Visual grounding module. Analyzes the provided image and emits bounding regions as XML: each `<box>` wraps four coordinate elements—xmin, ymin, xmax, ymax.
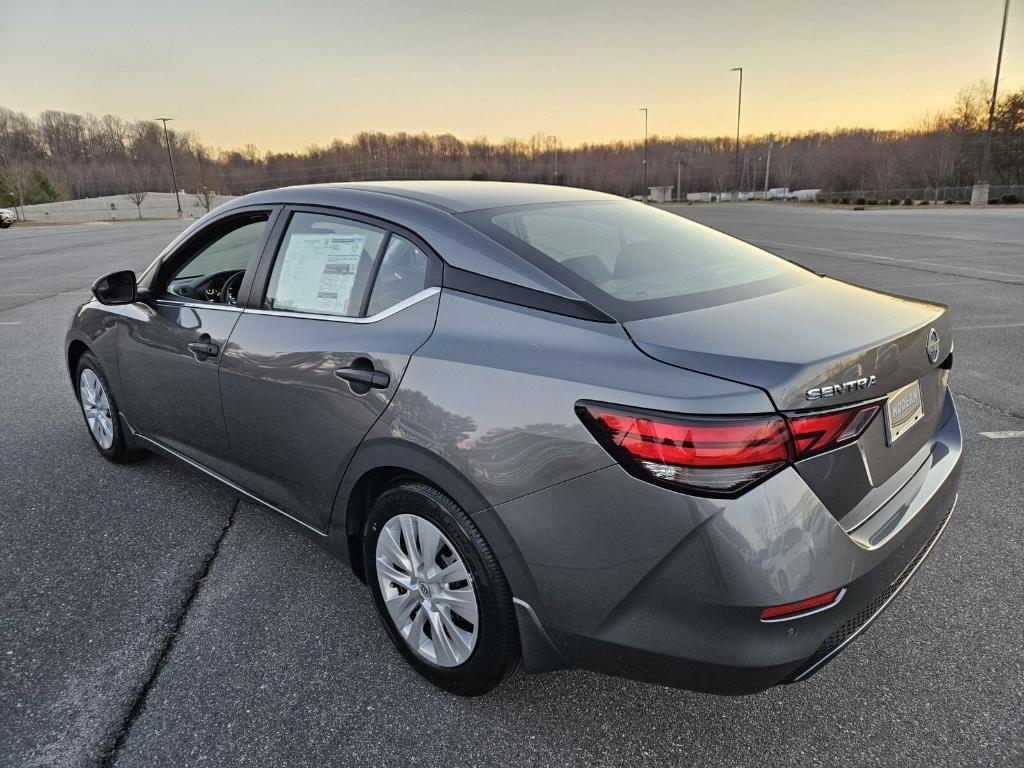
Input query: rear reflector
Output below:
<box><xmin>760</xmin><ymin>589</ymin><xmax>844</xmax><ymax>621</ymax></box>
<box><xmin>576</xmin><ymin>404</ymin><xmax>791</xmax><ymax>495</ymax></box>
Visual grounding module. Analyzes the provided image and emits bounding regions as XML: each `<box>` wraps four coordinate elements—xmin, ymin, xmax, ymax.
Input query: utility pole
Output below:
<box><xmin>730</xmin><ymin>67</ymin><xmax>743</xmax><ymax>201</ymax></box>
<box><xmin>553</xmin><ymin>138</ymin><xmax>559</xmax><ymax>185</ymax></box>
<box><xmin>639</xmin><ymin>107</ymin><xmax>648</xmax><ymax>202</ymax></box>
<box><xmin>0</xmin><ymin>153</ymin><xmax>26</xmax><ymax>220</ymax></box>
<box><xmin>676</xmin><ymin>152</ymin><xmax>683</xmax><ymax>201</ymax></box>
<box><xmin>155</xmin><ymin>117</ymin><xmax>183</xmax><ymax>217</ymax></box>
<box><xmin>978</xmin><ymin>0</ymin><xmax>1011</xmax><ymax>199</ymax></box>
<box><xmin>763</xmin><ymin>136</ymin><xmax>773</xmax><ymax>199</ymax></box>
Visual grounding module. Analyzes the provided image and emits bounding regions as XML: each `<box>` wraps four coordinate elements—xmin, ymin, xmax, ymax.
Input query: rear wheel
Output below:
<box><xmin>362</xmin><ymin>480</ymin><xmax>519</xmax><ymax>695</ymax></box>
<box><xmin>75</xmin><ymin>352</ymin><xmax>141</xmax><ymax>463</ymax></box>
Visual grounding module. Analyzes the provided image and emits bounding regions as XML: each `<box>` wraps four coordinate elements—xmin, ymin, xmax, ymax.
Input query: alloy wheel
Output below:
<box><xmin>79</xmin><ymin>368</ymin><xmax>114</xmax><ymax>450</ymax></box>
<box><xmin>375</xmin><ymin>513</ymin><xmax>479</xmax><ymax>667</ymax></box>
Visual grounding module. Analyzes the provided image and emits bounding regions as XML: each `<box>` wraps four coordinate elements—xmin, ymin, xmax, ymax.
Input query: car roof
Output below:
<box><xmin>280</xmin><ymin>181</ymin><xmax>619</xmax><ymax>213</ymax></box>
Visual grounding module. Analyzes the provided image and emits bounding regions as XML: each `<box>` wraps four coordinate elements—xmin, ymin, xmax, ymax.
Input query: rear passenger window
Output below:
<box><xmin>265</xmin><ymin>212</ymin><xmax>385</xmax><ymax>317</ymax></box>
<box><xmin>365</xmin><ymin>235</ymin><xmax>430</xmax><ymax>316</ymax></box>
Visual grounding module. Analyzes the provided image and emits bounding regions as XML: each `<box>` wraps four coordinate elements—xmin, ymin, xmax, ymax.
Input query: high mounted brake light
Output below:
<box><xmin>577</xmin><ymin>399</ymin><xmax>880</xmax><ymax>496</ymax></box>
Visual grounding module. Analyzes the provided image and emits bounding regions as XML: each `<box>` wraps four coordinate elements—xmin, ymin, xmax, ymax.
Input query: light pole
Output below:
<box><xmin>639</xmin><ymin>107</ymin><xmax>648</xmax><ymax>202</ymax></box>
<box><xmin>764</xmin><ymin>135</ymin><xmax>774</xmax><ymax>199</ymax></box>
<box><xmin>676</xmin><ymin>151</ymin><xmax>684</xmax><ymax>201</ymax></box>
<box><xmin>155</xmin><ymin>117</ymin><xmax>182</xmax><ymax>217</ymax></box>
<box><xmin>979</xmin><ymin>0</ymin><xmax>1011</xmax><ymax>191</ymax></box>
<box><xmin>730</xmin><ymin>67</ymin><xmax>743</xmax><ymax>200</ymax></box>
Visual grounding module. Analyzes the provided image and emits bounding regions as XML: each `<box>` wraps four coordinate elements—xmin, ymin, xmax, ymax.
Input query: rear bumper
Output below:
<box><xmin>483</xmin><ymin>389</ymin><xmax>962</xmax><ymax>693</ymax></box>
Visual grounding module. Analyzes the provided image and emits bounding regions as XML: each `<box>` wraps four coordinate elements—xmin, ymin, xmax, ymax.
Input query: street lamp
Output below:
<box><xmin>639</xmin><ymin>107</ymin><xmax>648</xmax><ymax>202</ymax></box>
<box><xmin>978</xmin><ymin>0</ymin><xmax>1011</xmax><ymax>201</ymax></box>
<box><xmin>730</xmin><ymin>67</ymin><xmax>743</xmax><ymax>200</ymax></box>
<box><xmin>155</xmin><ymin>117</ymin><xmax>183</xmax><ymax>217</ymax></box>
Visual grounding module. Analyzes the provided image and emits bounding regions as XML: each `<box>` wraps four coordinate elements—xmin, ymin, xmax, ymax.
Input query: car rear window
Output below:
<box><xmin>462</xmin><ymin>200</ymin><xmax>805</xmax><ymax>320</ymax></box>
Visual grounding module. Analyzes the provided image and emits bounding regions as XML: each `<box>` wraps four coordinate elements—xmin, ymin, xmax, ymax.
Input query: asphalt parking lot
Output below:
<box><xmin>1</xmin><ymin>206</ymin><xmax>1022</xmax><ymax>767</ymax></box>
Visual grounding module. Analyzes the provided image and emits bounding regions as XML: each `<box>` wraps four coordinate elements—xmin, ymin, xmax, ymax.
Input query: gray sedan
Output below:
<box><xmin>65</xmin><ymin>182</ymin><xmax>962</xmax><ymax>695</ymax></box>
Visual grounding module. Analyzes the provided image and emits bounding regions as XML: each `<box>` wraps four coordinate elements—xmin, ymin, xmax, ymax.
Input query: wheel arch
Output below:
<box><xmin>329</xmin><ymin>438</ymin><xmax>493</xmax><ymax>582</ymax></box>
<box><xmin>66</xmin><ymin>337</ymin><xmax>92</xmax><ymax>392</ymax></box>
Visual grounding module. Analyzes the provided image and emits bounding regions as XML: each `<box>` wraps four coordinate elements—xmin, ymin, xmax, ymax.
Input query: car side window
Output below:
<box><xmin>264</xmin><ymin>212</ymin><xmax>386</xmax><ymax>317</ymax></box>
<box><xmin>165</xmin><ymin>214</ymin><xmax>269</xmax><ymax>303</ymax></box>
<box><xmin>365</xmin><ymin>235</ymin><xmax>431</xmax><ymax>316</ymax></box>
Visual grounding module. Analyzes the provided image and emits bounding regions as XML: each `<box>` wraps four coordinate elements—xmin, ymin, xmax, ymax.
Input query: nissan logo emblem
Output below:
<box><xmin>926</xmin><ymin>328</ymin><xmax>941</xmax><ymax>364</ymax></box>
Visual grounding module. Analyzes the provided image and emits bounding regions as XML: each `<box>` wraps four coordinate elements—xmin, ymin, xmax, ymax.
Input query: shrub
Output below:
<box><xmin>867</xmin><ymin>199</ymin><xmax>878</xmax><ymax>205</ymax></box>
<box><xmin>1001</xmin><ymin>194</ymin><xmax>1020</xmax><ymax>205</ymax></box>
<box><xmin>904</xmin><ymin>198</ymin><xmax>913</xmax><ymax>205</ymax></box>
<box><xmin>856</xmin><ymin>197</ymin><xmax>866</xmax><ymax>205</ymax></box>
<box><xmin>831</xmin><ymin>197</ymin><xmax>841</xmax><ymax>204</ymax></box>
<box><xmin>988</xmin><ymin>198</ymin><xmax>1000</xmax><ymax>205</ymax></box>
<box><xmin>889</xmin><ymin>198</ymin><xmax>901</xmax><ymax>206</ymax></box>
<box><xmin>944</xmin><ymin>199</ymin><xmax>955</xmax><ymax>204</ymax></box>
<box><xmin>841</xmin><ymin>197</ymin><xmax>850</xmax><ymax>204</ymax></box>
<box><xmin>920</xmin><ymin>199</ymin><xmax>929</xmax><ymax>205</ymax></box>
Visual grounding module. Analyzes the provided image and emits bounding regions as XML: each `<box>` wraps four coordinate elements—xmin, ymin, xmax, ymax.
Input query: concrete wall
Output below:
<box><xmin>19</xmin><ymin>192</ymin><xmax>238</xmax><ymax>222</ymax></box>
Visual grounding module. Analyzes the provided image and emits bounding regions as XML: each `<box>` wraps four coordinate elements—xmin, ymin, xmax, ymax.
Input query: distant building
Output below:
<box><xmin>686</xmin><ymin>192</ymin><xmax>712</xmax><ymax>202</ymax></box>
<box><xmin>788</xmin><ymin>189</ymin><xmax>822</xmax><ymax>201</ymax></box>
<box><xmin>766</xmin><ymin>187</ymin><xmax>790</xmax><ymax>200</ymax></box>
<box><xmin>647</xmin><ymin>186</ymin><xmax>674</xmax><ymax>202</ymax></box>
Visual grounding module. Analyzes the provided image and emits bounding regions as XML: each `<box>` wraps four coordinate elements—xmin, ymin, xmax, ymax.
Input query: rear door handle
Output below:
<box><xmin>335</xmin><ymin>366</ymin><xmax>390</xmax><ymax>390</ymax></box>
<box><xmin>187</xmin><ymin>341</ymin><xmax>220</xmax><ymax>359</ymax></box>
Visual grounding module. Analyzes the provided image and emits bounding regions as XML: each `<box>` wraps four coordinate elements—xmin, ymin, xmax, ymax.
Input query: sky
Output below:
<box><xmin>2</xmin><ymin>0</ymin><xmax>1021</xmax><ymax>152</ymax></box>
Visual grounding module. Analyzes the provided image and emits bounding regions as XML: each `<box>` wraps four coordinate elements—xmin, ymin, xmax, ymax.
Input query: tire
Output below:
<box><xmin>75</xmin><ymin>352</ymin><xmax>142</xmax><ymax>463</ymax></box>
<box><xmin>363</xmin><ymin>480</ymin><xmax>520</xmax><ymax>695</ymax></box>
<box><xmin>0</xmin><ymin>222</ymin><xmax>10</xmax><ymax>229</ymax></box>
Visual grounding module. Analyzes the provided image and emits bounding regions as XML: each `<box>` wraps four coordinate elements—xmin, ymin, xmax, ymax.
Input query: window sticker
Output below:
<box><xmin>274</xmin><ymin>234</ymin><xmax>366</xmax><ymax>314</ymax></box>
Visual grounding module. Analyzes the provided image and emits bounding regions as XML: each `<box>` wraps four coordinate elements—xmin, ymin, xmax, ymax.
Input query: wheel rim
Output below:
<box><xmin>79</xmin><ymin>368</ymin><xmax>114</xmax><ymax>450</ymax></box>
<box><xmin>375</xmin><ymin>513</ymin><xmax>479</xmax><ymax>667</ymax></box>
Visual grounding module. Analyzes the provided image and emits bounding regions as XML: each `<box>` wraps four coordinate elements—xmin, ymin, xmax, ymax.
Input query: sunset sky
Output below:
<box><xmin>2</xmin><ymin>0</ymin><xmax>1021</xmax><ymax>151</ymax></box>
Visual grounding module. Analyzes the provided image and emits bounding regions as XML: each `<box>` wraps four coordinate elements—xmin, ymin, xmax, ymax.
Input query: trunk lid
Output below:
<box><xmin>624</xmin><ymin>277</ymin><xmax>953</xmax><ymax>518</ymax></box>
<box><xmin>624</xmin><ymin>277</ymin><xmax>950</xmax><ymax>413</ymax></box>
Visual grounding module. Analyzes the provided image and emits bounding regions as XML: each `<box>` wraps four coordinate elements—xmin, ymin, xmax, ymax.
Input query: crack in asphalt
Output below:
<box><xmin>97</xmin><ymin>498</ymin><xmax>241</xmax><ymax>768</ymax></box>
<box><xmin>953</xmin><ymin>391</ymin><xmax>1024</xmax><ymax>424</ymax></box>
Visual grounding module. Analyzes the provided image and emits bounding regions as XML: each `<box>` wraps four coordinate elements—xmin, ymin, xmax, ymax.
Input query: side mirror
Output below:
<box><xmin>91</xmin><ymin>270</ymin><xmax>138</xmax><ymax>305</ymax></box>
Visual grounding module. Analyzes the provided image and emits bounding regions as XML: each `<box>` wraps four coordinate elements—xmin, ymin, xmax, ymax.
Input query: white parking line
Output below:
<box><xmin>957</xmin><ymin>323</ymin><xmax>1024</xmax><ymax>331</ymax></box>
<box><xmin>980</xmin><ymin>431</ymin><xmax>1024</xmax><ymax>439</ymax></box>
<box><xmin>0</xmin><ymin>322</ymin><xmax>24</xmax><ymax>326</ymax></box>
<box><xmin>754</xmin><ymin>239</ymin><xmax>1024</xmax><ymax>280</ymax></box>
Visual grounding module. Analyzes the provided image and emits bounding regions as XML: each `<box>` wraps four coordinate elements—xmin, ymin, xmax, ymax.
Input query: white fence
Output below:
<box><xmin>14</xmin><ymin>191</ymin><xmax>238</xmax><ymax>223</ymax></box>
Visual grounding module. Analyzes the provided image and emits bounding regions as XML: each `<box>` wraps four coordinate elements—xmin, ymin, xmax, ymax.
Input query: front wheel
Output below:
<box><xmin>75</xmin><ymin>352</ymin><xmax>142</xmax><ymax>463</ymax></box>
<box><xmin>363</xmin><ymin>481</ymin><xmax>519</xmax><ymax>695</ymax></box>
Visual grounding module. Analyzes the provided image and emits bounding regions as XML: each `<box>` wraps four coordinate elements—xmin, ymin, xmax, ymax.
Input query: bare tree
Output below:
<box><xmin>194</xmin><ymin>188</ymin><xmax>214</xmax><ymax>212</ymax></box>
<box><xmin>124</xmin><ymin>189</ymin><xmax>147</xmax><ymax>219</ymax></box>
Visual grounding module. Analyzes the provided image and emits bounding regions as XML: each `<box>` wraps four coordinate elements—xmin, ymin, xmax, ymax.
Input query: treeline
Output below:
<box><xmin>1</xmin><ymin>81</ymin><xmax>1022</xmax><ymax>206</ymax></box>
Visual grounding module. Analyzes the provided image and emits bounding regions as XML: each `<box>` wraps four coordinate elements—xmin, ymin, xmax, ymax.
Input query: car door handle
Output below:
<box><xmin>187</xmin><ymin>341</ymin><xmax>220</xmax><ymax>359</ymax></box>
<box><xmin>335</xmin><ymin>366</ymin><xmax>389</xmax><ymax>389</ymax></box>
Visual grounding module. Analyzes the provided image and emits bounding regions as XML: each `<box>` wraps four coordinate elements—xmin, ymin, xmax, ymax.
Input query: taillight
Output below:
<box><xmin>786</xmin><ymin>402</ymin><xmax>880</xmax><ymax>459</ymax></box>
<box><xmin>577</xmin><ymin>399</ymin><xmax>881</xmax><ymax>496</ymax></box>
<box><xmin>576</xmin><ymin>404</ymin><xmax>792</xmax><ymax>495</ymax></box>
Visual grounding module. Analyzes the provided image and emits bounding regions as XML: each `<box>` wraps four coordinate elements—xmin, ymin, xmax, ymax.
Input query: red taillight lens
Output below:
<box><xmin>578</xmin><ymin>399</ymin><xmax>881</xmax><ymax>496</ymax></box>
<box><xmin>786</xmin><ymin>402</ymin><xmax>880</xmax><ymax>459</ymax></box>
<box><xmin>577</xmin><ymin>404</ymin><xmax>792</xmax><ymax>495</ymax></box>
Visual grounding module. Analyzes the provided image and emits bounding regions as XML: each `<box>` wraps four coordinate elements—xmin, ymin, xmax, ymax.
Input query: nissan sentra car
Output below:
<box><xmin>66</xmin><ymin>181</ymin><xmax>961</xmax><ymax>695</ymax></box>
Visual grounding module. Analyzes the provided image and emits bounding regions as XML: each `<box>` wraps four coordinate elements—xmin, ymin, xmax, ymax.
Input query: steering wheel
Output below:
<box><xmin>219</xmin><ymin>271</ymin><xmax>245</xmax><ymax>305</ymax></box>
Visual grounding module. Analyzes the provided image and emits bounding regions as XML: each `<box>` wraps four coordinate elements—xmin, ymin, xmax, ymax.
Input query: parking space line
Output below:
<box><xmin>980</xmin><ymin>431</ymin><xmax>1024</xmax><ymax>439</ymax></box>
<box><xmin>957</xmin><ymin>323</ymin><xmax>1024</xmax><ymax>331</ymax></box>
<box><xmin>753</xmin><ymin>239</ymin><xmax>1024</xmax><ymax>281</ymax></box>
